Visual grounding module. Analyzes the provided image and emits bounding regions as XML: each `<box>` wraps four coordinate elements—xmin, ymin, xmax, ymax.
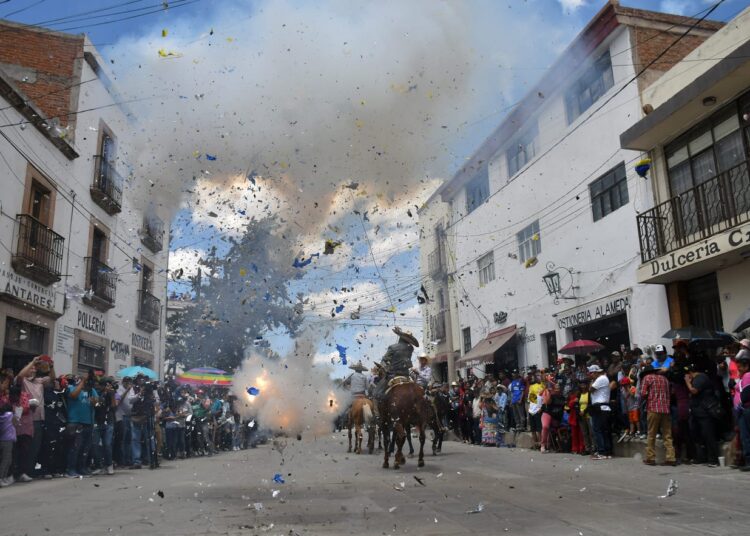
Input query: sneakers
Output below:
<box><xmin>18</xmin><ymin>473</ymin><xmax>33</xmax><ymax>483</ymax></box>
<box><xmin>90</xmin><ymin>468</ymin><xmax>102</xmax><ymax>476</ymax></box>
<box><xmin>43</xmin><ymin>474</ymin><xmax>53</xmax><ymax>480</ymax></box>
<box><xmin>617</xmin><ymin>431</ymin><xmax>628</xmax><ymax>443</ymax></box>
<box><xmin>106</xmin><ymin>465</ymin><xmax>114</xmax><ymax>475</ymax></box>
<box><xmin>643</xmin><ymin>459</ymin><xmax>656</xmax><ymax>466</ymax></box>
<box><xmin>591</xmin><ymin>453</ymin><xmax>606</xmax><ymax>460</ymax></box>
<box><xmin>0</xmin><ymin>477</ymin><xmax>13</xmax><ymax>488</ymax></box>
<box><xmin>131</xmin><ymin>463</ymin><xmax>142</xmax><ymax>469</ymax></box>
<box><xmin>65</xmin><ymin>471</ymin><xmax>81</xmax><ymax>479</ymax></box>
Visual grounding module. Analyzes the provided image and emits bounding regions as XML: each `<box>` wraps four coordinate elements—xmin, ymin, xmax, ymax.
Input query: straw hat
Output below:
<box><xmin>348</xmin><ymin>360</ymin><xmax>368</xmax><ymax>372</ymax></box>
<box><xmin>418</xmin><ymin>355</ymin><xmax>430</xmax><ymax>363</ymax></box>
<box><xmin>393</xmin><ymin>327</ymin><xmax>419</xmax><ymax>347</ymax></box>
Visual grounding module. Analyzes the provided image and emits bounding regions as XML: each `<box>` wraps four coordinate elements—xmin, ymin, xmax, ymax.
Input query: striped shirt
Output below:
<box><xmin>640</xmin><ymin>374</ymin><xmax>671</xmax><ymax>414</ymax></box>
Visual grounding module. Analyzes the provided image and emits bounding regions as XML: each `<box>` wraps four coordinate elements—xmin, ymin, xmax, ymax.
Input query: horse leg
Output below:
<box><xmin>382</xmin><ymin>422</ymin><xmax>390</xmax><ymax>469</ymax></box>
<box><xmin>348</xmin><ymin>422</ymin><xmax>352</xmax><ymax>453</ymax></box>
<box><xmin>417</xmin><ymin>424</ymin><xmax>426</xmax><ymax>468</ymax></box>
<box><xmin>355</xmin><ymin>422</ymin><xmax>362</xmax><ymax>454</ymax></box>
<box><xmin>394</xmin><ymin>423</ymin><xmax>406</xmax><ymax>468</ymax></box>
<box><xmin>406</xmin><ymin>424</ymin><xmax>414</xmax><ymax>457</ymax></box>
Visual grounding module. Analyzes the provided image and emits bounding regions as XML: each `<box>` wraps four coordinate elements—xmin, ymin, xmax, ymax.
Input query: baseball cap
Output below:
<box><xmin>587</xmin><ymin>364</ymin><xmax>603</xmax><ymax>373</ymax></box>
<box><xmin>36</xmin><ymin>354</ymin><xmax>53</xmax><ymax>363</ymax></box>
<box><xmin>654</xmin><ymin>344</ymin><xmax>666</xmax><ymax>353</ymax></box>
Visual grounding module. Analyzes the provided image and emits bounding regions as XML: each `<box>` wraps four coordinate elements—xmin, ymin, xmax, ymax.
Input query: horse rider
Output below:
<box><xmin>373</xmin><ymin>327</ymin><xmax>419</xmax><ymax>401</ymax></box>
<box><xmin>411</xmin><ymin>355</ymin><xmax>433</xmax><ymax>390</ymax></box>
<box><xmin>343</xmin><ymin>361</ymin><xmax>370</xmax><ymax>398</ymax></box>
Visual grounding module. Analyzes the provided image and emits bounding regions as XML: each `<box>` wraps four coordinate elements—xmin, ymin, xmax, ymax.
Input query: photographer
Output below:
<box><xmin>130</xmin><ymin>375</ymin><xmax>158</xmax><ymax>469</ymax></box>
<box><xmin>64</xmin><ymin>369</ymin><xmax>98</xmax><ymax>478</ymax></box>
<box><xmin>114</xmin><ymin>377</ymin><xmax>135</xmax><ymax>467</ymax></box>
<box><xmin>92</xmin><ymin>377</ymin><xmax>117</xmax><ymax>475</ymax></box>
<box><xmin>14</xmin><ymin>355</ymin><xmax>54</xmax><ymax>481</ymax></box>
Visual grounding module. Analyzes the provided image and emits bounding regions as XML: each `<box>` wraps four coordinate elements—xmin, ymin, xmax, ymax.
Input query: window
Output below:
<box><xmin>462</xmin><ymin>327</ymin><xmax>472</xmax><ymax>354</ymax></box>
<box><xmin>477</xmin><ymin>251</ymin><xmax>495</xmax><ymax>286</ymax></box>
<box><xmin>589</xmin><ymin>162</ymin><xmax>628</xmax><ymax>221</ymax></box>
<box><xmin>565</xmin><ymin>52</ymin><xmax>614</xmax><ymax>124</ymax></box>
<box><xmin>27</xmin><ymin>179</ymin><xmax>52</xmax><ymax>225</ymax></box>
<box><xmin>516</xmin><ymin>220</ymin><xmax>541</xmax><ymax>263</ymax></box>
<box><xmin>507</xmin><ymin>123</ymin><xmax>538</xmax><ymax>178</ymax></box>
<box><xmin>141</xmin><ymin>261</ymin><xmax>154</xmax><ymax>293</ymax></box>
<box><xmin>465</xmin><ymin>168</ymin><xmax>489</xmax><ymax>214</ymax></box>
<box><xmin>78</xmin><ymin>340</ymin><xmax>105</xmax><ymax>375</ymax></box>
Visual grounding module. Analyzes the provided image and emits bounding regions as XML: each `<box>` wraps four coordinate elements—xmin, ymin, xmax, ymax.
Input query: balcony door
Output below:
<box><xmin>686</xmin><ymin>273</ymin><xmax>723</xmax><ymax>332</ymax></box>
<box><xmin>28</xmin><ymin>180</ymin><xmax>51</xmax><ymax>225</ymax></box>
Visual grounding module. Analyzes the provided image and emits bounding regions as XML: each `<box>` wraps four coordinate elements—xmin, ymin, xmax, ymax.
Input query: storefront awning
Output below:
<box><xmin>456</xmin><ymin>325</ymin><xmax>517</xmax><ymax>368</ymax></box>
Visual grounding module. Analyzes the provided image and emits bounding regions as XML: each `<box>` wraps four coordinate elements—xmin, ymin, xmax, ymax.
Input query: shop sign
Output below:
<box><xmin>640</xmin><ymin>222</ymin><xmax>750</xmax><ymax>281</ymax></box>
<box><xmin>111</xmin><ymin>340</ymin><xmax>130</xmax><ymax>361</ymax></box>
<box><xmin>77</xmin><ymin>310</ymin><xmax>106</xmax><ymax>335</ymax></box>
<box><xmin>556</xmin><ymin>291</ymin><xmax>631</xmax><ymax>330</ymax></box>
<box><xmin>0</xmin><ymin>268</ymin><xmax>61</xmax><ymax>315</ymax></box>
<box><xmin>132</xmin><ymin>332</ymin><xmax>153</xmax><ymax>353</ymax></box>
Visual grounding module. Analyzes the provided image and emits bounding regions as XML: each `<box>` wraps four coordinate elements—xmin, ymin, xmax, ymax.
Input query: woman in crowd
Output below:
<box><xmin>480</xmin><ymin>390</ymin><xmax>498</xmax><ymax>447</ymax></box>
<box><xmin>540</xmin><ymin>381</ymin><xmax>565</xmax><ymax>453</ymax></box>
<box><xmin>0</xmin><ymin>370</ymin><xmax>17</xmax><ymax>487</ymax></box>
<box><xmin>685</xmin><ymin>364</ymin><xmax>722</xmax><ymax>467</ymax></box>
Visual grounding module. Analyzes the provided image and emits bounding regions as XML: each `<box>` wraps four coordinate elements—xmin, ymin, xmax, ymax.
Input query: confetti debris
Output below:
<box><xmin>659</xmin><ymin>479</ymin><xmax>678</xmax><ymax>498</ymax></box>
<box><xmin>247</xmin><ymin>386</ymin><xmax>260</xmax><ymax>396</ymax></box>
<box><xmin>466</xmin><ymin>503</ymin><xmax>485</xmax><ymax>514</ymax></box>
<box><xmin>273</xmin><ymin>473</ymin><xmax>286</xmax><ymax>484</ymax></box>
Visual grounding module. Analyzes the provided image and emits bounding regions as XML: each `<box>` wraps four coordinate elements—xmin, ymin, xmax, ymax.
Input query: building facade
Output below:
<box><xmin>0</xmin><ymin>21</ymin><xmax>169</xmax><ymax>377</ymax></box>
<box><xmin>620</xmin><ymin>6</ymin><xmax>750</xmax><ymax>336</ymax></box>
<box><xmin>420</xmin><ymin>1</ymin><xmax>721</xmax><ymax>377</ymax></box>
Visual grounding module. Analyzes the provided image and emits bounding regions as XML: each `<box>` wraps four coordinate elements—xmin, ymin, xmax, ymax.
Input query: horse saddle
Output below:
<box><xmin>385</xmin><ymin>376</ymin><xmax>413</xmax><ymax>395</ymax></box>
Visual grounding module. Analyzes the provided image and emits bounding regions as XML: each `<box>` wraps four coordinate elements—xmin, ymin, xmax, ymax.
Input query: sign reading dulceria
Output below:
<box><xmin>644</xmin><ymin>223</ymin><xmax>750</xmax><ymax>280</ymax></box>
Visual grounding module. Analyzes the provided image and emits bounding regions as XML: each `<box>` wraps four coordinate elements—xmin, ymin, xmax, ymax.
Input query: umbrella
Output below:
<box><xmin>176</xmin><ymin>367</ymin><xmax>233</xmax><ymax>387</ymax></box>
<box><xmin>116</xmin><ymin>366</ymin><xmax>158</xmax><ymax>379</ymax></box>
<box><xmin>732</xmin><ymin>306</ymin><xmax>750</xmax><ymax>333</ymax></box>
<box><xmin>688</xmin><ymin>331</ymin><xmax>738</xmax><ymax>349</ymax></box>
<box><xmin>661</xmin><ymin>326</ymin><xmax>717</xmax><ymax>340</ymax></box>
<box><xmin>558</xmin><ymin>339</ymin><xmax>605</xmax><ymax>355</ymax></box>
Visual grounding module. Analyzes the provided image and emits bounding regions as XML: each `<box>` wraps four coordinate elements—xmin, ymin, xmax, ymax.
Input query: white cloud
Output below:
<box><xmin>660</xmin><ymin>0</ymin><xmax>690</xmax><ymax>15</ymax></box>
<box><xmin>558</xmin><ymin>0</ymin><xmax>588</xmax><ymax>11</ymax></box>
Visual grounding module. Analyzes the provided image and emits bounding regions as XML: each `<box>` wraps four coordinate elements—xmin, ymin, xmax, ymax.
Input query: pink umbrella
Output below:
<box><xmin>558</xmin><ymin>339</ymin><xmax>605</xmax><ymax>355</ymax></box>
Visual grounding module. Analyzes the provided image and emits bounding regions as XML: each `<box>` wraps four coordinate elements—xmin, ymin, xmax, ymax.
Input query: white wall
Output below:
<box><xmin>447</xmin><ymin>27</ymin><xmax>672</xmax><ymax>369</ymax></box>
<box><xmin>717</xmin><ymin>259</ymin><xmax>750</xmax><ymax>335</ymax></box>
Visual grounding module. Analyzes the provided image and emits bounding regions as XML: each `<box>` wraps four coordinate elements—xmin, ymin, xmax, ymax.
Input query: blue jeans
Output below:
<box><xmin>65</xmin><ymin>423</ymin><xmax>93</xmax><ymax>474</ymax></box>
<box><xmin>590</xmin><ymin>406</ymin><xmax>612</xmax><ymax>456</ymax></box>
<box><xmin>93</xmin><ymin>422</ymin><xmax>114</xmax><ymax>468</ymax></box>
<box><xmin>165</xmin><ymin>425</ymin><xmax>185</xmax><ymax>458</ymax></box>
<box><xmin>131</xmin><ymin>419</ymin><xmax>153</xmax><ymax>465</ymax></box>
<box><xmin>116</xmin><ymin>416</ymin><xmax>132</xmax><ymax>466</ymax></box>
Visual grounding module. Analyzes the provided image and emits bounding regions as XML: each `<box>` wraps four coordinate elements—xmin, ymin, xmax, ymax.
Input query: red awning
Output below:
<box><xmin>456</xmin><ymin>325</ymin><xmax>517</xmax><ymax>368</ymax></box>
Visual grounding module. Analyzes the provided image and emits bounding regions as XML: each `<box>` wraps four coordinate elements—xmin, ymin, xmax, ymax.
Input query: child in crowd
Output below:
<box><xmin>567</xmin><ymin>386</ymin><xmax>584</xmax><ymax>454</ymax></box>
<box><xmin>0</xmin><ymin>399</ymin><xmax>16</xmax><ymax>487</ymax></box>
<box><xmin>620</xmin><ymin>377</ymin><xmax>639</xmax><ymax>440</ymax></box>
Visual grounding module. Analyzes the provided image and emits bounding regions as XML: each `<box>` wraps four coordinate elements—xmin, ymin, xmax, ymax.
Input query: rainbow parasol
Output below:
<box><xmin>176</xmin><ymin>367</ymin><xmax>233</xmax><ymax>387</ymax></box>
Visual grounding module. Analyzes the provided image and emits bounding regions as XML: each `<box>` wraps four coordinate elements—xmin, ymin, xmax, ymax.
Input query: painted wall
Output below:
<box><xmin>717</xmin><ymin>259</ymin><xmax>750</xmax><ymax>336</ymax></box>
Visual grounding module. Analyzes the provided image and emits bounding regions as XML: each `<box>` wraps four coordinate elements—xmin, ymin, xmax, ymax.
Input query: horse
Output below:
<box><xmin>431</xmin><ymin>392</ymin><xmax>451</xmax><ymax>455</ymax></box>
<box><xmin>348</xmin><ymin>397</ymin><xmax>375</xmax><ymax>454</ymax></box>
<box><xmin>379</xmin><ymin>382</ymin><xmax>431</xmax><ymax>469</ymax></box>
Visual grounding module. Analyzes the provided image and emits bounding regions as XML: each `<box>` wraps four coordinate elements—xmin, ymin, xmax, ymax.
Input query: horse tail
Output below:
<box><xmin>363</xmin><ymin>402</ymin><xmax>373</xmax><ymax>424</ymax></box>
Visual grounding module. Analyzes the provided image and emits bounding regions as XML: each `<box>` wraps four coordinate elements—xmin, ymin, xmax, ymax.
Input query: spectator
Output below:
<box><xmin>619</xmin><ymin>376</ymin><xmax>639</xmax><ymax>441</ymax></box>
<box><xmin>130</xmin><ymin>375</ymin><xmax>158</xmax><ymax>469</ymax></box>
<box><xmin>567</xmin><ymin>385</ymin><xmax>584</xmax><ymax>455</ymax></box>
<box><xmin>734</xmin><ymin>351</ymin><xmax>750</xmax><ymax>471</ymax></box>
<box><xmin>480</xmin><ymin>391</ymin><xmax>498</xmax><ymax>446</ymax></box>
<box><xmin>0</xmin><ymin>371</ymin><xmax>17</xmax><ymax>487</ymax></box>
<box><xmin>588</xmin><ymin>364</ymin><xmax>615</xmax><ymax>460</ymax></box>
<box><xmin>114</xmin><ymin>377</ymin><xmax>135</xmax><ymax>468</ymax></box>
<box><xmin>92</xmin><ymin>377</ymin><xmax>116</xmax><ymax>475</ymax></box>
<box><xmin>471</xmin><ymin>392</ymin><xmax>482</xmax><ymax>445</ymax></box>
<box><xmin>540</xmin><ymin>382</ymin><xmax>564</xmax><ymax>453</ymax></box>
<box><xmin>15</xmin><ymin>355</ymin><xmax>54</xmax><ymax>479</ymax></box>
<box><xmin>509</xmin><ymin>371</ymin><xmax>526</xmax><ymax>431</ymax></box>
<box><xmin>640</xmin><ymin>366</ymin><xmax>676</xmax><ymax>466</ymax></box>
<box><xmin>652</xmin><ymin>345</ymin><xmax>674</xmax><ymax>372</ymax></box>
<box><xmin>39</xmin><ymin>376</ymin><xmax>67</xmax><ymax>478</ymax></box>
<box><xmin>528</xmin><ymin>373</ymin><xmax>544</xmax><ymax>450</ymax></box>
<box><xmin>578</xmin><ymin>377</ymin><xmax>594</xmax><ymax>455</ymax></box>
<box><xmin>64</xmin><ymin>371</ymin><xmax>98</xmax><ymax>478</ymax></box>
<box><xmin>685</xmin><ymin>365</ymin><xmax>721</xmax><ymax>467</ymax></box>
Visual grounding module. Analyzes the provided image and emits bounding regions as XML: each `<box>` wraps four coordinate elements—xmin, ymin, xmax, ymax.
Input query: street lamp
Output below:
<box><xmin>542</xmin><ymin>262</ymin><xmax>577</xmax><ymax>304</ymax></box>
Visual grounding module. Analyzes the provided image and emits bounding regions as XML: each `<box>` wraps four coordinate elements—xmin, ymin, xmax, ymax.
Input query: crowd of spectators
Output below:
<box><xmin>442</xmin><ymin>338</ymin><xmax>750</xmax><ymax>469</ymax></box>
<box><xmin>0</xmin><ymin>356</ymin><xmax>260</xmax><ymax>488</ymax></box>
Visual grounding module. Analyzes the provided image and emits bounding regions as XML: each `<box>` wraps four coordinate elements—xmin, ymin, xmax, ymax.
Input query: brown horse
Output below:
<box><xmin>348</xmin><ymin>397</ymin><xmax>375</xmax><ymax>454</ymax></box>
<box><xmin>379</xmin><ymin>382</ymin><xmax>430</xmax><ymax>469</ymax></box>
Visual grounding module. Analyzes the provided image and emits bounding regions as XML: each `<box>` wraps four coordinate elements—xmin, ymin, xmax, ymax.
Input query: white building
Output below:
<box><xmin>421</xmin><ymin>1</ymin><xmax>721</xmax><ymax>377</ymax></box>
<box><xmin>620</xmin><ymin>6</ymin><xmax>750</xmax><ymax>336</ymax></box>
<box><xmin>0</xmin><ymin>22</ymin><xmax>169</xmax><ymax>377</ymax></box>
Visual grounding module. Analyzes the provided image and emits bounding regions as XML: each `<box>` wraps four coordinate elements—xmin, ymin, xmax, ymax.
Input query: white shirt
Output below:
<box><xmin>415</xmin><ymin>365</ymin><xmax>432</xmax><ymax>388</ymax></box>
<box><xmin>472</xmin><ymin>398</ymin><xmax>482</xmax><ymax>419</ymax></box>
<box><xmin>591</xmin><ymin>375</ymin><xmax>611</xmax><ymax>405</ymax></box>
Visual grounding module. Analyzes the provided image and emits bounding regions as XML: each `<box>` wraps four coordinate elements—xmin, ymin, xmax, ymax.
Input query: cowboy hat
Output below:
<box><xmin>418</xmin><ymin>354</ymin><xmax>430</xmax><ymax>362</ymax></box>
<box><xmin>348</xmin><ymin>360</ymin><xmax>368</xmax><ymax>372</ymax></box>
<box><xmin>393</xmin><ymin>326</ymin><xmax>419</xmax><ymax>347</ymax></box>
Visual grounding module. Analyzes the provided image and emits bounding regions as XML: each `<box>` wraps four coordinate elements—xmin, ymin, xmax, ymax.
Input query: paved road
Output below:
<box><xmin>3</xmin><ymin>433</ymin><xmax>750</xmax><ymax>535</ymax></box>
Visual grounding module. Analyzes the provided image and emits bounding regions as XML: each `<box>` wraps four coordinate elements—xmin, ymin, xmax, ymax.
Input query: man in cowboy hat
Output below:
<box><xmin>373</xmin><ymin>327</ymin><xmax>419</xmax><ymax>400</ymax></box>
<box><xmin>344</xmin><ymin>361</ymin><xmax>370</xmax><ymax>398</ymax></box>
<box><xmin>411</xmin><ymin>355</ymin><xmax>433</xmax><ymax>389</ymax></box>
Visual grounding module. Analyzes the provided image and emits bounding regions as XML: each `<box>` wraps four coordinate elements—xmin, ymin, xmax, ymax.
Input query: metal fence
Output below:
<box><xmin>86</xmin><ymin>257</ymin><xmax>117</xmax><ymax>306</ymax></box>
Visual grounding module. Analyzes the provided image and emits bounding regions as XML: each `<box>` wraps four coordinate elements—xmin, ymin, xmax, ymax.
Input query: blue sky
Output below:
<box><xmin>4</xmin><ymin>0</ymin><xmax>744</xmax><ymax>375</ymax></box>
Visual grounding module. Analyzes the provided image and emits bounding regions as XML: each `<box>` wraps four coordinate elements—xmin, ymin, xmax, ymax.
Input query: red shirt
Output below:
<box><xmin>641</xmin><ymin>374</ymin><xmax>671</xmax><ymax>414</ymax></box>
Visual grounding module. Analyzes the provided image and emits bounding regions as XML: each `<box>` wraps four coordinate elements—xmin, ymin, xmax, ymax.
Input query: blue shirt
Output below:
<box><xmin>652</xmin><ymin>355</ymin><xmax>674</xmax><ymax>370</ymax></box>
<box><xmin>510</xmin><ymin>379</ymin><xmax>525</xmax><ymax>404</ymax></box>
<box><xmin>66</xmin><ymin>385</ymin><xmax>98</xmax><ymax>424</ymax></box>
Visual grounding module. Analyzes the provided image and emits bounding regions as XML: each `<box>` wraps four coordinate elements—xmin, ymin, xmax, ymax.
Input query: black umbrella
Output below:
<box><xmin>662</xmin><ymin>326</ymin><xmax>717</xmax><ymax>340</ymax></box>
<box><xmin>731</xmin><ymin>306</ymin><xmax>750</xmax><ymax>333</ymax></box>
<box><xmin>688</xmin><ymin>331</ymin><xmax>738</xmax><ymax>349</ymax></box>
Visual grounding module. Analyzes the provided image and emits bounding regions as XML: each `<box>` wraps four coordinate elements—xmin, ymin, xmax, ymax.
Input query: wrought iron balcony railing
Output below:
<box><xmin>137</xmin><ymin>289</ymin><xmax>161</xmax><ymax>332</ymax></box>
<box><xmin>90</xmin><ymin>156</ymin><xmax>123</xmax><ymax>215</ymax></box>
<box><xmin>84</xmin><ymin>257</ymin><xmax>117</xmax><ymax>309</ymax></box>
<box><xmin>11</xmin><ymin>214</ymin><xmax>64</xmax><ymax>285</ymax></box>
<box><xmin>637</xmin><ymin>158</ymin><xmax>750</xmax><ymax>263</ymax></box>
<box><xmin>428</xmin><ymin>245</ymin><xmax>447</xmax><ymax>278</ymax></box>
<box><xmin>141</xmin><ymin>216</ymin><xmax>164</xmax><ymax>253</ymax></box>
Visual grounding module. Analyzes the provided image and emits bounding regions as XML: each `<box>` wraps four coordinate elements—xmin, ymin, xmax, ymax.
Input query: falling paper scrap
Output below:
<box><xmin>293</xmin><ymin>253</ymin><xmax>319</xmax><ymax>268</ymax></box>
<box><xmin>247</xmin><ymin>386</ymin><xmax>260</xmax><ymax>396</ymax></box>
<box><xmin>273</xmin><ymin>473</ymin><xmax>285</xmax><ymax>484</ymax></box>
<box><xmin>466</xmin><ymin>503</ymin><xmax>485</xmax><ymax>514</ymax></box>
<box><xmin>323</xmin><ymin>239</ymin><xmax>342</xmax><ymax>255</ymax></box>
<box><xmin>659</xmin><ymin>479</ymin><xmax>678</xmax><ymax>498</ymax></box>
<box><xmin>336</xmin><ymin>344</ymin><xmax>347</xmax><ymax>365</ymax></box>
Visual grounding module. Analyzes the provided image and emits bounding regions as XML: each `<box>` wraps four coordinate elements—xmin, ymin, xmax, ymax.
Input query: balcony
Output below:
<box><xmin>428</xmin><ymin>245</ymin><xmax>447</xmax><ymax>279</ymax></box>
<box><xmin>11</xmin><ymin>214</ymin><xmax>64</xmax><ymax>285</ymax></box>
<box><xmin>136</xmin><ymin>289</ymin><xmax>161</xmax><ymax>332</ymax></box>
<box><xmin>90</xmin><ymin>156</ymin><xmax>123</xmax><ymax>215</ymax></box>
<box><xmin>141</xmin><ymin>216</ymin><xmax>164</xmax><ymax>253</ymax></box>
<box><xmin>429</xmin><ymin>310</ymin><xmax>447</xmax><ymax>342</ymax></box>
<box><xmin>83</xmin><ymin>257</ymin><xmax>117</xmax><ymax>311</ymax></box>
<box><xmin>637</xmin><ymin>159</ymin><xmax>750</xmax><ymax>263</ymax></box>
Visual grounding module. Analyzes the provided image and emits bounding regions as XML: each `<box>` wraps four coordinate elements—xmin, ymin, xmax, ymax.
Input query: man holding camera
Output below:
<box><xmin>64</xmin><ymin>369</ymin><xmax>99</xmax><ymax>478</ymax></box>
<box><xmin>115</xmin><ymin>377</ymin><xmax>135</xmax><ymax>467</ymax></box>
<box><xmin>130</xmin><ymin>374</ymin><xmax>158</xmax><ymax>469</ymax></box>
<box><xmin>92</xmin><ymin>377</ymin><xmax>117</xmax><ymax>475</ymax></box>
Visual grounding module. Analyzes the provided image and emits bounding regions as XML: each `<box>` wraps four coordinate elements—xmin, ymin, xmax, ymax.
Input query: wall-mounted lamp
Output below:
<box><xmin>542</xmin><ymin>262</ymin><xmax>578</xmax><ymax>304</ymax></box>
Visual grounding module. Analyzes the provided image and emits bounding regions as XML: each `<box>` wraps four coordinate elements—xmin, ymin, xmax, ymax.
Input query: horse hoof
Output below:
<box><xmin>394</xmin><ymin>463</ymin><xmax>400</xmax><ymax>469</ymax></box>
<box><xmin>382</xmin><ymin>462</ymin><xmax>389</xmax><ymax>469</ymax></box>
<box><xmin>418</xmin><ymin>460</ymin><xmax>425</xmax><ymax>468</ymax></box>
